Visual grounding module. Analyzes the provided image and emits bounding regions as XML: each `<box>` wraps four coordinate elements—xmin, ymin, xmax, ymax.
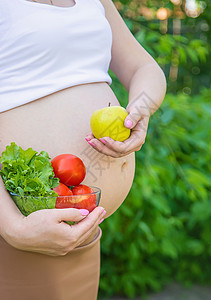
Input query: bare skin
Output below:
<box><xmin>0</xmin><ymin>82</ymin><xmax>135</xmax><ymax>253</ymax></box>
<box><xmin>0</xmin><ymin>0</ymin><xmax>166</xmax><ymax>256</ymax></box>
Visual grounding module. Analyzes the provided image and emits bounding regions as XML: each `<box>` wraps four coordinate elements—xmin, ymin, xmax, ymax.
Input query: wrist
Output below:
<box><xmin>128</xmin><ymin>64</ymin><xmax>166</xmax><ymax>116</ymax></box>
<box><xmin>127</xmin><ymin>96</ymin><xmax>153</xmax><ymax>120</ymax></box>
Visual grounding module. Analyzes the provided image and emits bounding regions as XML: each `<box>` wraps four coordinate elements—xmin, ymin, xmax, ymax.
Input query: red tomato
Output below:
<box><xmin>53</xmin><ymin>182</ymin><xmax>74</xmax><ymax>209</ymax></box>
<box><xmin>51</xmin><ymin>154</ymin><xmax>86</xmax><ymax>186</ymax></box>
<box><xmin>71</xmin><ymin>184</ymin><xmax>97</xmax><ymax>212</ymax></box>
<box><xmin>53</xmin><ymin>182</ymin><xmax>73</xmax><ymax>196</ymax></box>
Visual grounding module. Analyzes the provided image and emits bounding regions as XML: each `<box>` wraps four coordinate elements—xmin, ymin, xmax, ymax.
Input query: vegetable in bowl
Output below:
<box><xmin>0</xmin><ymin>142</ymin><xmax>59</xmax><ymax>216</ymax></box>
<box><xmin>0</xmin><ymin>143</ymin><xmax>101</xmax><ymax>224</ymax></box>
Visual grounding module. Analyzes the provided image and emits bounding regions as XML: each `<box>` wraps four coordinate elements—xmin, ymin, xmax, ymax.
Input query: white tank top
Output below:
<box><xmin>0</xmin><ymin>0</ymin><xmax>112</xmax><ymax>112</ymax></box>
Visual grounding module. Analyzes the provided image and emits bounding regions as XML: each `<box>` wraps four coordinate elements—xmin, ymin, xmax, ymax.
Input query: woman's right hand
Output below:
<box><xmin>4</xmin><ymin>206</ymin><xmax>106</xmax><ymax>256</ymax></box>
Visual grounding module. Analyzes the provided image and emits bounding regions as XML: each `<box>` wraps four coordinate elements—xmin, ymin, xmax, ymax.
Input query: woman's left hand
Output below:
<box><xmin>85</xmin><ymin>102</ymin><xmax>150</xmax><ymax>158</ymax></box>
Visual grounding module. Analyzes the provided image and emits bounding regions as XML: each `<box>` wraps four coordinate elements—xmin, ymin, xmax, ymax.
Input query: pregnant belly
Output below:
<box><xmin>0</xmin><ymin>82</ymin><xmax>135</xmax><ymax>245</ymax></box>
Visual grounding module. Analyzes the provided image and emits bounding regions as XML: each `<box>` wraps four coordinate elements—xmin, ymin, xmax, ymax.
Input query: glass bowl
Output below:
<box><xmin>10</xmin><ymin>186</ymin><xmax>101</xmax><ymax>225</ymax></box>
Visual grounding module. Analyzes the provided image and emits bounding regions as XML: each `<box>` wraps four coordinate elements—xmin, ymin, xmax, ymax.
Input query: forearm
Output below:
<box><xmin>0</xmin><ymin>175</ymin><xmax>23</xmax><ymax>239</ymax></box>
<box><xmin>128</xmin><ymin>63</ymin><xmax>167</xmax><ymax>116</ymax></box>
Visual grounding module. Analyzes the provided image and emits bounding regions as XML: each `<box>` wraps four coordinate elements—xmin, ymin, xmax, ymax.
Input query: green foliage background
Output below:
<box><xmin>99</xmin><ymin>0</ymin><xmax>211</xmax><ymax>298</ymax></box>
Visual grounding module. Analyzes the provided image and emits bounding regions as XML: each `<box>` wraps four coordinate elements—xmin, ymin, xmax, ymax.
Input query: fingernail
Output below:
<box><xmin>100</xmin><ymin>138</ymin><xmax>107</xmax><ymax>144</ymax></box>
<box><xmin>101</xmin><ymin>208</ymin><xmax>105</xmax><ymax>214</ymax></box>
<box><xmin>125</xmin><ymin>119</ymin><xmax>133</xmax><ymax>128</ymax></box>
<box><xmin>79</xmin><ymin>209</ymin><xmax>89</xmax><ymax>216</ymax></box>
<box><xmin>85</xmin><ymin>137</ymin><xmax>91</xmax><ymax>141</ymax></box>
<box><xmin>88</xmin><ymin>141</ymin><xmax>95</xmax><ymax>147</ymax></box>
<box><xmin>98</xmin><ymin>218</ymin><xmax>104</xmax><ymax>224</ymax></box>
<box><xmin>102</xmin><ymin>210</ymin><xmax>107</xmax><ymax>217</ymax></box>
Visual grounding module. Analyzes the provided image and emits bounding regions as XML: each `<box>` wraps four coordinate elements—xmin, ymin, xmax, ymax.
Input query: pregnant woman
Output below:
<box><xmin>0</xmin><ymin>0</ymin><xmax>166</xmax><ymax>299</ymax></box>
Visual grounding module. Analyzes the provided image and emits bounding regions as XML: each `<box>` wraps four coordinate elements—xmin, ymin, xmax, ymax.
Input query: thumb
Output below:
<box><xmin>124</xmin><ymin>103</ymin><xmax>146</xmax><ymax>129</ymax></box>
<box><xmin>124</xmin><ymin>109</ymin><xmax>140</xmax><ymax>129</ymax></box>
<box><xmin>124</xmin><ymin>114</ymin><xmax>134</xmax><ymax>129</ymax></box>
<box><xmin>124</xmin><ymin>102</ymin><xmax>143</xmax><ymax>129</ymax></box>
<box><xmin>52</xmin><ymin>208</ymin><xmax>90</xmax><ymax>223</ymax></box>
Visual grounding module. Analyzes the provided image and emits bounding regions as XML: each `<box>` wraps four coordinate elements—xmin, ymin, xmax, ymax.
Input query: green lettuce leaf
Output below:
<box><xmin>0</xmin><ymin>142</ymin><xmax>59</xmax><ymax>215</ymax></box>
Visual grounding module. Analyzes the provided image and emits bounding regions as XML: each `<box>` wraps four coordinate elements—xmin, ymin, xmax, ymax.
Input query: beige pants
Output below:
<box><xmin>0</xmin><ymin>227</ymin><xmax>102</xmax><ymax>300</ymax></box>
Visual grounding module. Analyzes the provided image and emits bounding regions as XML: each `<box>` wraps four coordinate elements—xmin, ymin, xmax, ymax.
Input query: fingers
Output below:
<box><xmin>125</xmin><ymin>99</ymin><xmax>151</xmax><ymax>128</ymax></box>
<box><xmin>124</xmin><ymin>108</ymin><xmax>142</xmax><ymax>130</ymax></box>
<box><xmin>68</xmin><ymin>206</ymin><xmax>105</xmax><ymax>242</ymax></box>
<box><xmin>85</xmin><ymin>132</ymin><xmax>95</xmax><ymax>141</ymax></box>
<box><xmin>84</xmin><ymin>132</ymin><xmax>119</xmax><ymax>156</ymax></box>
<box><xmin>105</xmin><ymin>117</ymin><xmax>149</xmax><ymax>152</ymax></box>
<box><xmin>52</xmin><ymin>208</ymin><xmax>90</xmax><ymax>223</ymax></box>
<box><xmin>85</xmin><ymin>136</ymin><xmax>122</xmax><ymax>158</ymax></box>
<box><xmin>73</xmin><ymin>208</ymin><xmax>106</xmax><ymax>247</ymax></box>
<box><xmin>73</xmin><ymin>221</ymin><xmax>101</xmax><ymax>248</ymax></box>
<box><xmin>117</xmin><ymin>117</ymin><xmax>149</xmax><ymax>153</ymax></box>
<box><xmin>84</xmin><ymin>117</ymin><xmax>149</xmax><ymax>157</ymax></box>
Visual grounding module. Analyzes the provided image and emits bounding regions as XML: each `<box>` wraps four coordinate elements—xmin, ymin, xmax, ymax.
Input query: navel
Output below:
<box><xmin>121</xmin><ymin>159</ymin><xmax>127</xmax><ymax>172</ymax></box>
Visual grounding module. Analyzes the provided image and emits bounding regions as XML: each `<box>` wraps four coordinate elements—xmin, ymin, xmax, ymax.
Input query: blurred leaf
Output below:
<box><xmin>99</xmin><ymin>88</ymin><xmax>211</xmax><ymax>298</ymax></box>
<box><xmin>186</xmin><ymin>48</ymin><xmax>199</xmax><ymax>63</ymax></box>
<box><xmin>178</xmin><ymin>46</ymin><xmax>187</xmax><ymax>64</ymax></box>
<box><xmin>161</xmin><ymin>239</ymin><xmax>178</xmax><ymax>259</ymax></box>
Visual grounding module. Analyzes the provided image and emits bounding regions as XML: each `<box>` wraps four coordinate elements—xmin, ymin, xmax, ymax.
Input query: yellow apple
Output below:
<box><xmin>90</xmin><ymin>104</ymin><xmax>131</xmax><ymax>142</ymax></box>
